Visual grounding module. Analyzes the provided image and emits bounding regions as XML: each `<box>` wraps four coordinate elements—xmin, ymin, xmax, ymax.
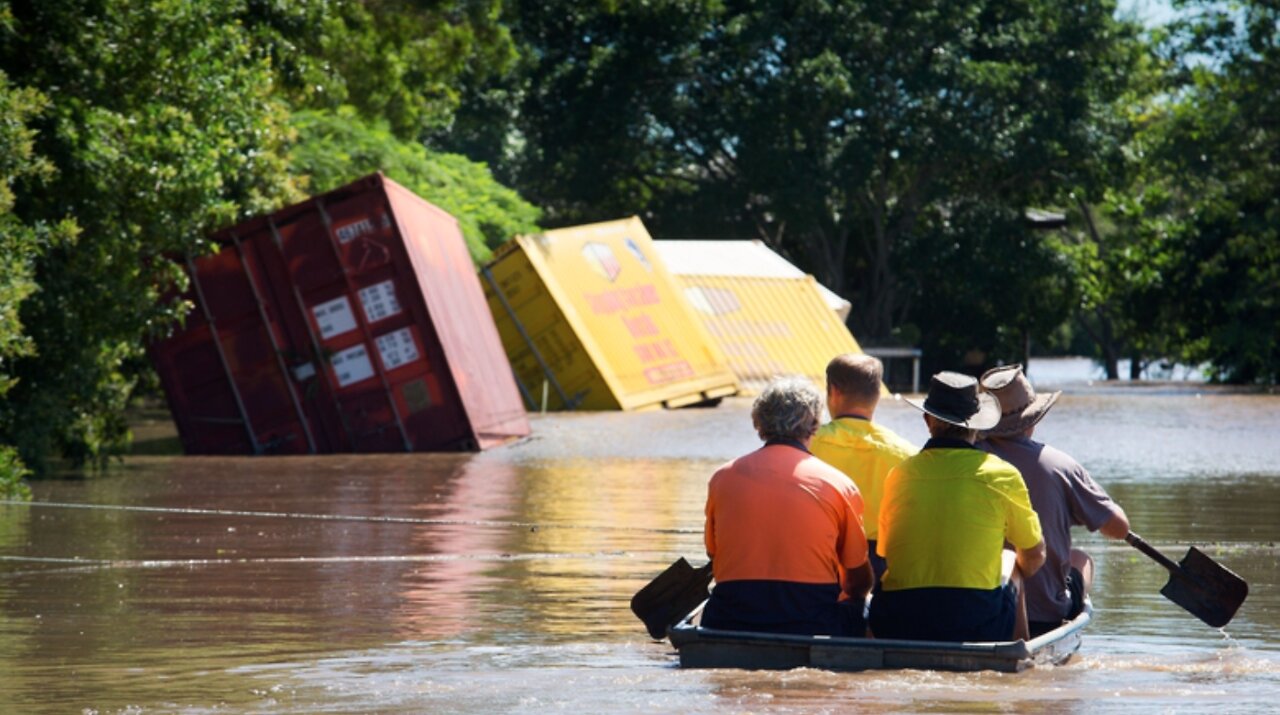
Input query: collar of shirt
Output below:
<box><xmin>922</xmin><ymin>436</ymin><xmax>979</xmax><ymax>451</ymax></box>
<box><xmin>764</xmin><ymin>438</ymin><xmax>811</xmax><ymax>454</ymax></box>
<box><xmin>835</xmin><ymin>413</ymin><xmax>870</xmax><ymax>421</ymax></box>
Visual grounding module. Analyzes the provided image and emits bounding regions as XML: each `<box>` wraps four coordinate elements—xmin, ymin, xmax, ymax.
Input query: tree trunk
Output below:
<box><xmin>1078</xmin><ymin>311</ymin><xmax>1120</xmax><ymax>380</ymax></box>
<box><xmin>1075</xmin><ymin>198</ymin><xmax>1121</xmax><ymax>380</ymax></box>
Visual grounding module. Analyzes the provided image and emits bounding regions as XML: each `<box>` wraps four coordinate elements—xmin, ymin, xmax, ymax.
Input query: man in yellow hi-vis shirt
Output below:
<box><xmin>811</xmin><ymin>354</ymin><xmax>916</xmax><ymax>582</ymax></box>
<box><xmin>869</xmin><ymin>372</ymin><xmax>1046</xmax><ymax>642</ymax></box>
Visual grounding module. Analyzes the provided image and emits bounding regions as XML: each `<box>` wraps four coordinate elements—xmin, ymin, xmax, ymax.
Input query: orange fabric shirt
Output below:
<box><xmin>705</xmin><ymin>443</ymin><xmax>869</xmax><ymax>589</ymax></box>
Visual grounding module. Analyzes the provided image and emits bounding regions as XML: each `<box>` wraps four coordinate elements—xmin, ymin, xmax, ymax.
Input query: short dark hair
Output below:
<box><xmin>826</xmin><ymin>353</ymin><xmax>882</xmax><ymax>404</ymax></box>
<box><xmin>926</xmin><ymin>415</ymin><xmax>978</xmax><ymax>442</ymax></box>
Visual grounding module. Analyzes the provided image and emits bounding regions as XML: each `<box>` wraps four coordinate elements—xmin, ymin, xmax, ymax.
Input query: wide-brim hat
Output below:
<box><xmin>979</xmin><ymin>364</ymin><xmax>1061</xmax><ymax>438</ymax></box>
<box><xmin>905</xmin><ymin>371</ymin><xmax>1001</xmax><ymax>430</ymax></box>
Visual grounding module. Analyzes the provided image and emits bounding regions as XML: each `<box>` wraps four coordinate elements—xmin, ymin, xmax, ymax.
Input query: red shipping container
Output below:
<box><xmin>149</xmin><ymin>173</ymin><xmax>530</xmax><ymax>454</ymax></box>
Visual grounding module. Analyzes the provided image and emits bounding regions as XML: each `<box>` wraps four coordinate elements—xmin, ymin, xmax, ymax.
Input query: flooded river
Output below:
<box><xmin>2</xmin><ymin>368</ymin><xmax>1279</xmax><ymax>713</ymax></box>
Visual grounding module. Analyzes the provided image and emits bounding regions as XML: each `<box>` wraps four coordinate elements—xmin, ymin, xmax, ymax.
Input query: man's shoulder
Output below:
<box><xmin>1037</xmin><ymin>441</ymin><xmax>1086</xmax><ymax>469</ymax></box>
<box><xmin>799</xmin><ymin>454</ymin><xmax>862</xmax><ymax>491</ymax></box>
<box><xmin>813</xmin><ymin>419</ymin><xmax>916</xmax><ymax>455</ymax></box>
<box><xmin>813</xmin><ymin>419</ymin><xmax>859</xmax><ymax>444</ymax></box>
<box><xmin>973</xmin><ymin>450</ymin><xmax>1026</xmax><ymax>482</ymax></box>
<box><xmin>867</xmin><ymin>423</ymin><xmax>917</xmax><ymax>456</ymax></box>
<box><xmin>710</xmin><ymin>453</ymin><xmax>751</xmax><ymax>482</ymax></box>
<box><xmin>985</xmin><ymin>436</ymin><xmax>1076</xmax><ymax>469</ymax></box>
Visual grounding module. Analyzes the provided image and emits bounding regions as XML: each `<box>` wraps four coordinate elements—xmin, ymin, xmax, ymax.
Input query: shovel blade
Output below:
<box><xmin>630</xmin><ymin>558</ymin><xmax>713</xmax><ymax>640</ymax></box>
<box><xmin>1159</xmin><ymin>547</ymin><xmax>1249</xmax><ymax>628</ymax></box>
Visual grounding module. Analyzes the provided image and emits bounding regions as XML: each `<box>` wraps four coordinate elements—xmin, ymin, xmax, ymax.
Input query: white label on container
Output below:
<box><xmin>331</xmin><ymin>343</ymin><xmax>375</xmax><ymax>387</ymax></box>
<box><xmin>358</xmin><ymin>280</ymin><xmax>403</xmax><ymax>323</ymax></box>
<box><xmin>335</xmin><ymin>217</ymin><xmax>376</xmax><ymax>244</ymax></box>
<box><xmin>291</xmin><ymin>362</ymin><xmax>316</xmax><ymax>381</ymax></box>
<box><xmin>312</xmin><ymin>296</ymin><xmax>357</xmax><ymax>339</ymax></box>
<box><xmin>376</xmin><ymin>328</ymin><xmax>420</xmax><ymax>370</ymax></box>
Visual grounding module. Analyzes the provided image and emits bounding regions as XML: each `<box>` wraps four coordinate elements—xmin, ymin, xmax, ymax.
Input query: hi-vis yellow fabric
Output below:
<box><xmin>878</xmin><ymin>448</ymin><xmax>1041</xmax><ymax>591</ymax></box>
<box><xmin>810</xmin><ymin>418</ymin><xmax>916</xmax><ymax>542</ymax></box>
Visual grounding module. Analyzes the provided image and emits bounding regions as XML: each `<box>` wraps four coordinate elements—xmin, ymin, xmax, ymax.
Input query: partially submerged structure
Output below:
<box><xmin>481</xmin><ymin>218</ymin><xmax>740</xmax><ymax>411</ymax></box>
<box><xmin>655</xmin><ymin>240</ymin><xmax>851</xmax><ymax>321</ymax></box>
<box><xmin>654</xmin><ymin>240</ymin><xmax>870</xmax><ymax>393</ymax></box>
<box><xmin>149</xmin><ymin>174</ymin><xmax>530</xmax><ymax>455</ymax></box>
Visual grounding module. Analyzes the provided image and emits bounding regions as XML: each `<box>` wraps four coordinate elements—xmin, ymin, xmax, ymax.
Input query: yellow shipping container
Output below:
<box><xmin>671</xmin><ymin>273</ymin><xmax>869</xmax><ymax>395</ymax></box>
<box><xmin>480</xmin><ymin>217</ymin><xmax>740</xmax><ymax>411</ymax></box>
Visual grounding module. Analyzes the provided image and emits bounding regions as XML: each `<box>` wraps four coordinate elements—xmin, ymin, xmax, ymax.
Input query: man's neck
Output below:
<box><xmin>828</xmin><ymin>396</ymin><xmax>874</xmax><ymax>422</ymax></box>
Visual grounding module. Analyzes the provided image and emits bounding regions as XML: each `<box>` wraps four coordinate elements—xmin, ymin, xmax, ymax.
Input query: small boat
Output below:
<box><xmin>668</xmin><ymin>600</ymin><xmax>1092</xmax><ymax>673</ymax></box>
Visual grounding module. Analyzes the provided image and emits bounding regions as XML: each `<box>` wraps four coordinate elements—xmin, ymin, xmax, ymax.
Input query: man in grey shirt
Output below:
<box><xmin>979</xmin><ymin>365</ymin><xmax>1130</xmax><ymax>636</ymax></box>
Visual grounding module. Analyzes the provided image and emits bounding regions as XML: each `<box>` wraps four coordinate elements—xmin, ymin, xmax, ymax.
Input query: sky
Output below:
<box><xmin>1116</xmin><ymin>0</ymin><xmax>1181</xmax><ymax>26</ymax></box>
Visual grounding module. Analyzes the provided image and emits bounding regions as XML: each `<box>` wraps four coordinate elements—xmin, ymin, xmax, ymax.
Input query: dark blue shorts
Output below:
<box><xmin>701</xmin><ymin>580</ymin><xmax>866</xmax><ymax>637</ymax></box>
<box><xmin>868</xmin><ymin>583</ymin><xmax>1017</xmax><ymax>642</ymax></box>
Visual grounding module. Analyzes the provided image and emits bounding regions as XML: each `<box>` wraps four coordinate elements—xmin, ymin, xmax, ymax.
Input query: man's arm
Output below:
<box><xmin>844</xmin><ymin>560</ymin><xmax>874</xmax><ymax>602</ymax></box>
<box><xmin>1015</xmin><ymin>540</ymin><xmax>1047</xmax><ymax>578</ymax></box>
<box><xmin>1097</xmin><ymin>507</ymin><xmax>1131</xmax><ymax>540</ymax></box>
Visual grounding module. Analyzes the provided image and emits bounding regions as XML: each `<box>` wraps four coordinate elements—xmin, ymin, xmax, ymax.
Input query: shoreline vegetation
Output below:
<box><xmin>3</xmin><ymin>1</ymin><xmax>1278</xmax><ymax>490</ymax></box>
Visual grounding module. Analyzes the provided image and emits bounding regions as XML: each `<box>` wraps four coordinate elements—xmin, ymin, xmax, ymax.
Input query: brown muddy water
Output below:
<box><xmin>2</xmin><ymin>370</ymin><xmax>1279</xmax><ymax>713</ymax></box>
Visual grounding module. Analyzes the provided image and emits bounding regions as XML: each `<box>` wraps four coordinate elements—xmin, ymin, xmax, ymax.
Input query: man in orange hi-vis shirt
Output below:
<box><xmin>702</xmin><ymin>376</ymin><xmax>874</xmax><ymax>636</ymax></box>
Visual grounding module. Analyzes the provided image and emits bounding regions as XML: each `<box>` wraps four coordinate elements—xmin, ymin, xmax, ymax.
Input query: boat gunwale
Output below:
<box><xmin>668</xmin><ymin>599</ymin><xmax>1092</xmax><ymax>672</ymax></box>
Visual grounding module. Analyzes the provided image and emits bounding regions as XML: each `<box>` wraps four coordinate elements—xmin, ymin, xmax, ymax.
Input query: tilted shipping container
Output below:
<box><xmin>654</xmin><ymin>240</ymin><xmax>872</xmax><ymax>394</ymax></box>
<box><xmin>481</xmin><ymin>217</ymin><xmax>740</xmax><ymax>411</ymax></box>
<box><xmin>149</xmin><ymin>173</ymin><xmax>530</xmax><ymax>454</ymax></box>
<box><xmin>654</xmin><ymin>239</ymin><xmax>853</xmax><ymax>322</ymax></box>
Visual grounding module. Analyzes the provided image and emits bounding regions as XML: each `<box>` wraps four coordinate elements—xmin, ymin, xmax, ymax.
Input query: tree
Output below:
<box><xmin>499</xmin><ymin>0</ymin><xmax>1144</xmax><ymax>351</ymax></box>
<box><xmin>0</xmin><ymin>67</ymin><xmax>77</xmax><ymax>496</ymax></box>
<box><xmin>1047</xmin><ymin>31</ymin><xmax>1178</xmax><ymax>381</ymax></box>
<box><xmin>903</xmin><ymin>202</ymin><xmax>1078</xmax><ymax>374</ymax></box>
<box><xmin>246</xmin><ymin>0</ymin><xmax>519</xmax><ymax>142</ymax></box>
<box><xmin>290</xmin><ymin>107</ymin><xmax>540</xmax><ymax>263</ymax></box>
<box><xmin>0</xmin><ymin>0</ymin><xmax>299</xmax><ymax>470</ymax></box>
<box><xmin>1152</xmin><ymin>0</ymin><xmax>1280</xmax><ymax>382</ymax></box>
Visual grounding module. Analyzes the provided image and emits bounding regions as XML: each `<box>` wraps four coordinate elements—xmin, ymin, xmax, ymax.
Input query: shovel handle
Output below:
<box><xmin>1125</xmin><ymin>531</ymin><xmax>1183</xmax><ymax>574</ymax></box>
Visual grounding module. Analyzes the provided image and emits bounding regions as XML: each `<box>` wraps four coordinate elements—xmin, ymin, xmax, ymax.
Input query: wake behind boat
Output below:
<box><xmin>667</xmin><ymin>599</ymin><xmax>1092</xmax><ymax>673</ymax></box>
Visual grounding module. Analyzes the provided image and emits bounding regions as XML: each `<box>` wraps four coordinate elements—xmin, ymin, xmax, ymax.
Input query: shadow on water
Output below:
<box><xmin>2</xmin><ymin>378</ymin><xmax>1280</xmax><ymax>713</ymax></box>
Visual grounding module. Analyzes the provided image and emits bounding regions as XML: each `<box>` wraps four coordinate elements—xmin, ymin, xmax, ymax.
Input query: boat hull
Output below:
<box><xmin>668</xmin><ymin>601</ymin><xmax>1091</xmax><ymax>673</ymax></box>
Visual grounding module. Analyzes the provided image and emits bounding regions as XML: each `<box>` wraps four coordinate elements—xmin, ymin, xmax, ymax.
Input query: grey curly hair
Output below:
<box><xmin>751</xmin><ymin>376</ymin><xmax>823</xmax><ymax>443</ymax></box>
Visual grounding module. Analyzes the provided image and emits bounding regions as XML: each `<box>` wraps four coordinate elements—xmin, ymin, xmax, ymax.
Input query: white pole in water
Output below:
<box><xmin>541</xmin><ymin>380</ymin><xmax>549</xmax><ymax>414</ymax></box>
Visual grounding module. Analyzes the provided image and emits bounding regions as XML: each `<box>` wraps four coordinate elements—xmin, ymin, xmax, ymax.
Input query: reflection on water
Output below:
<box><xmin>2</xmin><ymin>383</ymin><xmax>1279</xmax><ymax>713</ymax></box>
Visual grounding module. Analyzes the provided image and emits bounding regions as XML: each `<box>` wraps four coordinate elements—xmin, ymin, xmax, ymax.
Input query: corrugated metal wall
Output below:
<box><xmin>654</xmin><ymin>239</ymin><xmax>852</xmax><ymax>321</ymax></box>
<box><xmin>674</xmin><ymin>274</ymin><xmax>867</xmax><ymax>394</ymax></box>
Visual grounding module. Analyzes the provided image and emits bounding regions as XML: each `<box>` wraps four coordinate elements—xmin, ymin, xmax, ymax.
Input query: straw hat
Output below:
<box><xmin>905</xmin><ymin>371</ymin><xmax>1001</xmax><ymax>430</ymax></box>
<box><xmin>979</xmin><ymin>364</ymin><xmax>1061</xmax><ymax>438</ymax></box>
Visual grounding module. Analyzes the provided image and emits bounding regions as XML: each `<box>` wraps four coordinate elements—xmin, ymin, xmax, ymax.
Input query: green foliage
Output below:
<box><xmin>246</xmin><ymin>0</ymin><xmax>518</xmax><ymax>140</ymax></box>
<box><xmin>904</xmin><ymin>203</ymin><xmax>1077</xmax><ymax>372</ymax></box>
<box><xmin>499</xmin><ymin>0</ymin><xmax>1145</xmax><ymax>354</ymax></box>
<box><xmin>1055</xmin><ymin>0</ymin><xmax>1280</xmax><ymax>383</ymax></box>
<box><xmin>0</xmin><ymin>69</ymin><xmax>75</xmax><ymax>496</ymax></box>
<box><xmin>1152</xmin><ymin>1</ymin><xmax>1280</xmax><ymax>382</ymax></box>
<box><xmin>0</xmin><ymin>445</ymin><xmax>30</xmax><ymax>500</ymax></box>
<box><xmin>290</xmin><ymin>107</ymin><xmax>540</xmax><ymax>262</ymax></box>
<box><xmin>0</xmin><ymin>0</ymin><xmax>300</xmax><ymax>470</ymax></box>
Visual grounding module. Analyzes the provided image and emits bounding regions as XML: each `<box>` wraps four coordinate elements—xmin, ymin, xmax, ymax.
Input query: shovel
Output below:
<box><xmin>630</xmin><ymin>558</ymin><xmax>713</xmax><ymax>640</ymax></box>
<box><xmin>1125</xmin><ymin>531</ymin><xmax>1248</xmax><ymax>628</ymax></box>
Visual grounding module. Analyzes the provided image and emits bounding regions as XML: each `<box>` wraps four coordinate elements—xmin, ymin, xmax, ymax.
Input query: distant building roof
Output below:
<box><xmin>653</xmin><ymin>240</ymin><xmax>851</xmax><ymax>321</ymax></box>
<box><xmin>1025</xmin><ymin>208</ymin><xmax>1067</xmax><ymax>229</ymax></box>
